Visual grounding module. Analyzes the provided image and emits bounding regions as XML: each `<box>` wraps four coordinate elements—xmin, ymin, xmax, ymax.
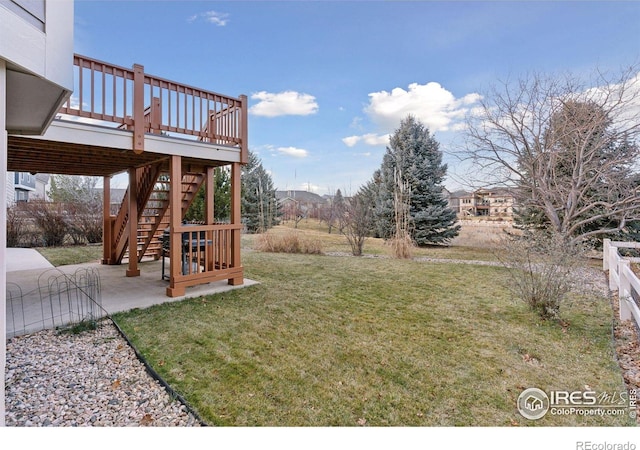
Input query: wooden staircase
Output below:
<box><xmin>111</xmin><ymin>165</ymin><xmax>205</xmax><ymax>264</ymax></box>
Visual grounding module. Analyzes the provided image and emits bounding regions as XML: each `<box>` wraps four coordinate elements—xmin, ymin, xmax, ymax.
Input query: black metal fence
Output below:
<box><xmin>6</xmin><ymin>267</ymin><xmax>104</xmax><ymax>338</ymax></box>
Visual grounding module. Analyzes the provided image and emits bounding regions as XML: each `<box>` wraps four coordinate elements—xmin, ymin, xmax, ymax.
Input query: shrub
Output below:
<box><xmin>21</xmin><ymin>200</ymin><xmax>69</xmax><ymax>247</ymax></box>
<box><xmin>389</xmin><ymin>235</ymin><xmax>414</xmax><ymax>259</ymax></box>
<box><xmin>497</xmin><ymin>232</ymin><xmax>582</xmax><ymax>320</ymax></box>
<box><xmin>70</xmin><ymin>213</ymin><xmax>103</xmax><ymax>244</ymax></box>
<box><xmin>255</xmin><ymin>231</ymin><xmax>322</xmax><ymax>255</ymax></box>
<box><xmin>6</xmin><ymin>204</ymin><xmax>27</xmax><ymax>247</ymax></box>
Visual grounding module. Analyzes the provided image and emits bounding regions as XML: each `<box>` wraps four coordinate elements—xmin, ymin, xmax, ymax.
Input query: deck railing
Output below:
<box><xmin>172</xmin><ymin>223</ymin><xmax>243</xmax><ymax>285</ymax></box>
<box><xmin>58</xmin><ymin>54</ymin><xmax>248</xmax><ymax>161</ymax></box>
<box><xmin>603</xmin><ymin>239</ymin><xmax>640</xmax><ymax>330</ymax></box>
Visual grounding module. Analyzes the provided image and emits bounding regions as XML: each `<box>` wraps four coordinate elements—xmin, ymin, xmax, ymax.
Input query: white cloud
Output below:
<box><xmin>365</xmin><ymin>81</ymin><xmax>481</xmax><ymax>132</ymax></box>
<box><xmin>277</xmin><ymin>146</ymin><xmax>309</xmax><ymax>158</ymax></box>
<box><xmin>253</xmin><ymin>144</ymin><xmax>275</xmax><ymax>154</ymax></box>
<box><xmin>363</xmin><ymin>133</ymin><xmax>390</xmax><ymax>146</ymax></box>
<box><xmin>342</xmin><ymin>133</ymin><xmax>389</xmax><ymax>148</ymax></box>
<box><xmin>341</xmin><ymin>81</ymin><xmax>480</xmax><ymax>148</ymax></box>
<box><xmin>342</xmin><ymin>136</ymin><xmax>360</xmax><ymax>147</ymax></box>
<box><xmin>583</xmin><ymin>71</ymin><xmax>640</xmax><ymax>135</ymax></box>
<box><xmin>188</xmin><ymin>11</ymin><xmax>229</xmax><ymax>26</ymax></box>
<box><xmin>249</xmin><ymin>91</ymin><xmax>319</xmax><ymax>117</ymax></box>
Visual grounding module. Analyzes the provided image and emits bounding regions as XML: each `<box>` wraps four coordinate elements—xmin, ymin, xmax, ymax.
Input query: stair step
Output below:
<box><xmin>116</xmin><ymin>165</ymin><xmax>206</xmax><ymax>264</ymax></box>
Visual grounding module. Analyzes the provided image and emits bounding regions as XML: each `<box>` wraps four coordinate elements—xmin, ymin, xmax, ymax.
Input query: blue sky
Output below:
<box><xmin>74</xmin><ymin>0</ymin><xmax>640</xmax><ymax>194</ymax></box>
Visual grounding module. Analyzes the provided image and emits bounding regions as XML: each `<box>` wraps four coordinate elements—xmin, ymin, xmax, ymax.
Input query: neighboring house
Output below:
<box><xmin>445</xmin><ymin>188</ymin><xmax>465</xmax><ymax>213</ymax></box>
<box><xmin>97</xmin><ymin>187</ymin><xmax>127</xmax><ymax>215</ymax></box>
<box><xmin>108</xmin><ymin>188</ymin><xmax>127</xmax><ymax>214</ymax></box>
<box><xmin>33</xmin><ymin>173</ymin><xmax>50</xmax><ymax>200</ymax></box>
<box><xmin>1</xmin><ymin>0</ymin><xmax>75</xmax><ymax>426</ymax></box>
<box><xmin>276</xmin><ymin>190</ymin><xmax>327</xmax><ymax>221</ymax></box>
<box><xmin>450</xmin><ymin>188</ymin><xmax>516</xmax><ymax>219</ymax></box>
<box><xmin>12</xmin><ymin>171</ymin><xmax>35</xmax><ymax>202</ymax></box>
<box><xmin>5</xmin><ymin>171</ymin><xmax>50</xmax><ymax>202</ymax></box>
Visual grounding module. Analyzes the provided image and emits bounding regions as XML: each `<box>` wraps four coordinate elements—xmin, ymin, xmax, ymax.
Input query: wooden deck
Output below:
<box><xmin>7</xmin><ymin>54</ymin><xmax>248</xmax><ymax>297</ymax></box>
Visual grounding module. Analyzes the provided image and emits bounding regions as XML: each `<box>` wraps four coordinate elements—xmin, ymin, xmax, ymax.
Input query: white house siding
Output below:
<box><xmin>5</xmin><ymin>170</ymin><xmax>13</xmax><ymax>205</ymax></box>
<box><xmin>0</xmin><ymin>0</ymin><xmax>75</xmax><ymax>426</ymax></box>
<box><xmin>1</xmin><ymin>58</ymin><xmax>8</xmax><ymax>427</ymax></box>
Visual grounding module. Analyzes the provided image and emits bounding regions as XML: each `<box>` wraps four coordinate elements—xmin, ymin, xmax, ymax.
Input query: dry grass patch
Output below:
<box><xmin>255</xmin><ymin>230</ymin><xmax>323</xmax><ymax>254</ymax></box>
<box><xmin>389</xmin><ymin>235</ymin><xmax>414</xmax><ymax>259</ymax></box>
<box><xmin>246</xmin><ymin>220</ymin><xmax>501</xmax><ymax>262</ymax></box>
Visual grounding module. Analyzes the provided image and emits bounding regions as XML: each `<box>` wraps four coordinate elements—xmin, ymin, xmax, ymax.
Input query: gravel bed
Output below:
<box><xmin>5</xmin><ymin>321</ymin><xmax>201</xmax><ymax>427</ymax></box>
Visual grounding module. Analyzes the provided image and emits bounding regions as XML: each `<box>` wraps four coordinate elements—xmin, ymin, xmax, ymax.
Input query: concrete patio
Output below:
<box><xmin>5</xmin><ymin>248</ymin><xmax>258</xmax><ymax>337</ymax></box>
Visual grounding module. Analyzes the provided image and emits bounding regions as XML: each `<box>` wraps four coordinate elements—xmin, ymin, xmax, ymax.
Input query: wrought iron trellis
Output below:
<box><xmin>6</xmin><ymin>267</ymin><xmax>104</xmax><ymax>338</ymax></box>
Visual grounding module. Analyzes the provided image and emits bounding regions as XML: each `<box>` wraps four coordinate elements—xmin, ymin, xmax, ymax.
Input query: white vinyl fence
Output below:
<box><xmin>603</xmin><ymin>238</ymin><xmax>640</xmax><ymax>328</ymax></box>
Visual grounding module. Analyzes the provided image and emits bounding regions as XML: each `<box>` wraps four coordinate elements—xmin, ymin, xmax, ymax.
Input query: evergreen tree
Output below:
<box><xmin>242</xmin><ymin>150</ymin><xmax>278</xmax><ymax>233</ymax></box>
<box><xmin>332</xmin><ymin>188</ymin><xmax>346</xmax><ymax>233</ymax></box>
<box><xmin>358</xmin><ymin>170</ymin><xmax>384</xmax><ymax>237</ymax></box>
<box><xmin>184</xmin><ymin>167</ymin><xmax>231</xmax><ymax>222</ymax></box>
<box><xmin>213</xmin><ymin>167</ymin><xmax>231</xmax><ymax>221</ymax></box>
<box><xmin>375</xmin><ymin>156</ymin><xmax>398</xmax><ymax>240</ymax></box>
<box><xmin>375</xmin><ymin>115</ymin><xmax>460</xmax><ymax>245</ymax></box>
<box><xmin>513</xmin><ymin>100</ymin><xmax>639</xmax><ymax>246</ymax></box>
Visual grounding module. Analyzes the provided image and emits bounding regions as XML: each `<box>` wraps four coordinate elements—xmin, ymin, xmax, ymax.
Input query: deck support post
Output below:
<box><xmin>205</xmin><ymin>166</ymin><xmax>215</xmax><ymax>271</ymax></box>
<box><xmin>205</xmin><ymin>166</ymin><xmax>215</xmax><ymax>224</ymax></box>
<box><xmin>126</xmin><ymin>167</ymin><xmax>140</xmax><ymax>277</ymax></box>
<box><xmin>166</xmin><ymin>155</ymin><xmax>185</xmax><ymax>297</ymax></box>
<box><xmin>229</xmin><ymin>162</ymin><xmax>243</xmax><ymax>286</ymax></box>
<box><xmin>102</xmin><ymin>175</ymin><xmax>112</xmax><ymax>264</ymax></box>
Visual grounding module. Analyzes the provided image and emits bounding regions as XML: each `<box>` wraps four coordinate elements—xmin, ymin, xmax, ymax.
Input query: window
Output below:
<box><xmin>15</xmin><ymin>190</ymin><xmax>29</xmax><ymax>202</ymax></box>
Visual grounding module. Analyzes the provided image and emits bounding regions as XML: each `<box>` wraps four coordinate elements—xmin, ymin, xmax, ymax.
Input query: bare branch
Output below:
<box><xmin>464</xmin><ymin>65</ymin><xmax>640</xmax><ymax>243</ymax></box>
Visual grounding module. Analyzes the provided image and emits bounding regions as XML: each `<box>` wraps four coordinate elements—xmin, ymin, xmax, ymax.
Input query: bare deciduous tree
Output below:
<box><xmin>342</xmin><ymin>194</ymin><xmax>373</xmax><ymax>256</ymax></box>
<box><xmin>465</xmin><ymin>66</ymin><xmax>640</xmax><ymax>244</ymax></box>
<box><xmin>320</xmin><ymin>188</ymin><xmax>346</xmax><ymax>234</ymax></box>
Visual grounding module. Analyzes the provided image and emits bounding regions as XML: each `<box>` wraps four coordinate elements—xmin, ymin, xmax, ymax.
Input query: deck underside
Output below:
<box><xmin>8</xmin><ymin>120</ymin><xmax>240</xmax><ymax>177</ymax></box>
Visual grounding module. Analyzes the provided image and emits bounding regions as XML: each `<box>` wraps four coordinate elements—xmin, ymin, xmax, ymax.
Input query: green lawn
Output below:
<box><xmin>112</xmin><ymin>250</ymin><xmax>632</xmax><ymax>426</ymax></box>
<box><xmin>36</xmin><ymin>244</ymin><xmax>103</xmax><ymax>266</ymax></box>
